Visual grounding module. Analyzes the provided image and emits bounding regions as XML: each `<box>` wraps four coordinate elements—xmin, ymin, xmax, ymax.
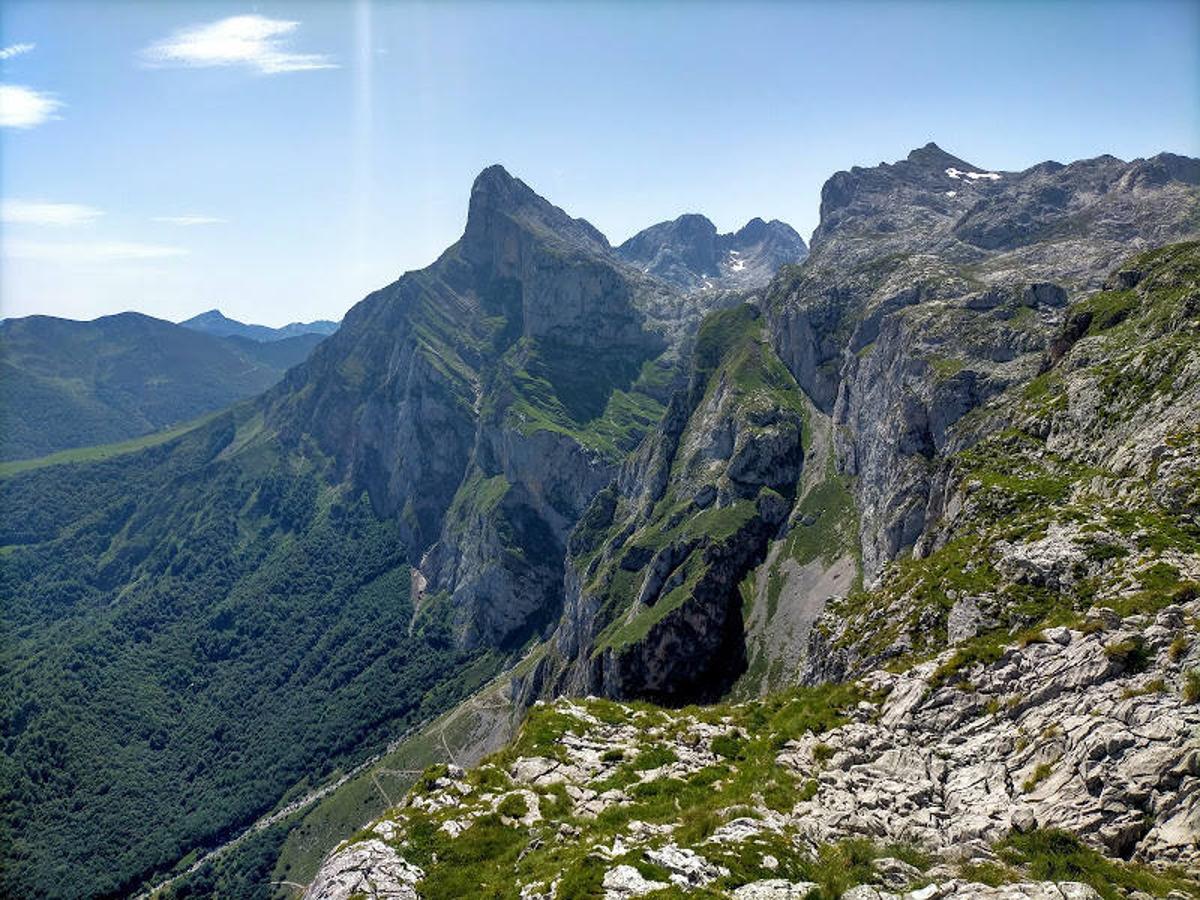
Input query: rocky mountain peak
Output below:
<box><xmin>673</xmin><ymin>212</ymin><xmax>720</xmax><ymax>234</ymax></box>
<box><xmin>731</xmin><ymin>216</ymin><xmax>769</xmax><ymax>242</ymax></box>
<box><xmin>186</xmin><ymin>308</ymin><xmax>229</xmax><ymax>324</ymax></box>
<box><xmin>903</xmin><ymin>140</ymin><xmax>976</xmax><ymax>171</ymax></box>
<box><xmin>462</xmin><ymin>164</ymin><xmax>609</xmax><ymax>267</ymax></box>
<box><xmin>732</xmin><ymin>217</ymin><xmax>806</xmax><ymax>254</ymax></box>
<box><xmin>617</xmin><ymin>212</ymin><xmax>807</xmax><ymax>291</ymax></box>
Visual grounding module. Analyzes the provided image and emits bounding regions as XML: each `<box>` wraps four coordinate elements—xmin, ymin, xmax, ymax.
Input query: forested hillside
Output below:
<box><xmin>0</xmin><ymin>312</ymin><xmax>325</xmax><ymax>460</ymax></box>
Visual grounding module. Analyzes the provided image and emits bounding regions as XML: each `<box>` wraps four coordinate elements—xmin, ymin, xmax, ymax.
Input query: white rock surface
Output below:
<box><xmin>301</xmin><ymin>839</ymin><xmax>423</xmax><ymax>900</ymax></box>
<box><xmin>778</xmin><ymin>603</ymin><xmax>1200</xmax><ymax>868</ymax></box>
<box><xmin>602</xmin><ymin>863</ymin><xmax>669</xmax><ymax>897</ymax></box>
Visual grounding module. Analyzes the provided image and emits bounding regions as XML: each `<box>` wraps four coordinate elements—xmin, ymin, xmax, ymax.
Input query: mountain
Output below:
<box><xmin>509</xmin><ymin>144</ymin><xmax>1200</xmax><ymax>706</ymax></box>
<box><xmin>0</xmin><ymin>312</ymin><xmax>326</xmax><ymax>461</ymax></box>
<box><xmin>0</xmin><ymin>164</ymin><xmax>791</xmax><ymax>898</ymax></box>
<box><xmin>617</xmin><ymin>214</ymin><xmax>808</xmax><ymax>291</ymax></box>
<box><xmin>303</xmin><ymin>154</ymin><xmax>1200</xmax><ymax>898</ymax></box>
<box><xmin>2</xmin><ymin>148</ymin><xmax>1199</xmax><ymax>900</ymax></box>
<box><xmin>181</xmin><ymin>308</ymin><xmax>340</xmax><ymax>342</ymax></box>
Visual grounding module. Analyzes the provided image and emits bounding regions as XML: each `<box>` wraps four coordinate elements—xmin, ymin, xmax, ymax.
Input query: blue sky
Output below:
<box><xmin>1</xmin><ymin>0</ymin><xmax>1197</xmax><ymax>326</ymax></box>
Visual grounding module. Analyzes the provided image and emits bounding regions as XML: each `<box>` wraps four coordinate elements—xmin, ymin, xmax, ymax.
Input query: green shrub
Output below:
<box><xmin>632</xmin><ymin>744</ymin><xmax>678</xmax><ymax>770</ymax></box>
<box><xmin>1103</xmin><ymin>637</ymin><xmax>1151</xmax><ymax>673</ymax></box>
<box><xmin>998</xmin><ymin>828</ymin><xmax>1198</xmax><ymax>900</ymax></box>
<box><xmin>1120</xmin><ymin>678</ymin><xmax>1165</xmax><ymax>699</ymax></box>
<box><xmin>711</xmin><ymin>731</ymin><xmax>747</xmax><ymax>760</ymax></box>
<box><xmin>959</xmin><ymin>860</ymin><xmax>1012</xmax><ymax>885</ymax></box>
<box><xmin>496</xmin><ymin>792</ymin><xmax>528</xmax><ymax>819</ymax></box>
<box><xmin>1169</xmin><ymin>634</ymin><xmax>1191</xmax><ymax>661</ymax></box>
<box><xmin>1022</xmin><ymin>762</ymin><xmax>1055</xmax><ymax>793</ymax></box>
<box><xmin>1184</xmin><ymin>670</ymin><xmax>1200</xmax><ymax>705</ymax></box>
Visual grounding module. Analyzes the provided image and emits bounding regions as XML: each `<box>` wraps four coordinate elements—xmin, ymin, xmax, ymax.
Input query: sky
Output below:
<box><xmin>1</xmin><ymin>0</ymin><xmax>1198</xmax><ymax>326</ymax></box>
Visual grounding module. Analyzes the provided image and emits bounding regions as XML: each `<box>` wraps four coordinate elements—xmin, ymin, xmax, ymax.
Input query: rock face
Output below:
<box><xmin>807</xmin><ymin>240</ymin><xmax>1200</xmax><ymax>684</ymax></box>
<box><xmin>765</xmin><ymin>144</ymin><xmax>1200</xmax><ymax>582</ymax></box>
<box><xmin>618</xmin><ymin>214</ymin><xmax>808</xmax><ymax>291</ymax></box>
<box><xmin>302</xmin><ymin>600</ymin><xmax>1199</xmax><ymax>897</ymax></box>
<box><xmin>524</xmin><ymin>305</ymin><xmax>808</xmax><ymax>702</ymax></box>
<box><xmin>262</xmin><ymin>165</ymin><xmax>765</xmax><ymax>649</ymax></box>
<box><xmin>781</xmin><ymin>605</ymin><xmax>1200</xmax><ymax>869</ymax></box>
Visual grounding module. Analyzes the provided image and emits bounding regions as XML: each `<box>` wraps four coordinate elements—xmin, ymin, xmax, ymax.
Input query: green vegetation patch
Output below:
<box><xmin>997</xmin><ymin>829</ymin><xmax>1199</xmax><ymax>900</ymax></box>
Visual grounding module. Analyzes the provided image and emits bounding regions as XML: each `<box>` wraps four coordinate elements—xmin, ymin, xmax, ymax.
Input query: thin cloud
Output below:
<box><xmin>2</xmin><ymin>200</ymin><xmax>104</xmax><ymax>226</ymax></box>
<box><xmin>142</xmin><ymin>15</ymin><xmax>337</xmax><ymax>74</ymax></box>
<box><xmin>4</xmin><ymin>239</ymin><xmax>188</xmax><ymax>264</ymax></box>
<box><xmin>0</xmin><ymin>84</ymin><xmax>62</xmax><ymax>128</ymax></box>
<box><xmin>152</xmin><ymin>215</ymin><xmax>227</xmax><ymax>226</ymax></box>
<box><xmin>0</xmin><ymin>43</ymin><xmax>36</xmax><ymax>60</ymax></box>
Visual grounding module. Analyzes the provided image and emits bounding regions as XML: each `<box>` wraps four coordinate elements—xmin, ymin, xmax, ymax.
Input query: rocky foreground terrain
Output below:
<box><xmin>305</xmin><ymin>599</ymin><xmax>1198</xmax><ymax>899</ymax></box>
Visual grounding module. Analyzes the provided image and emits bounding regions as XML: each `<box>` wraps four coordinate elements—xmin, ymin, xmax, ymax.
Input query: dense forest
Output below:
<box><xmin>0</xmin><ymin>407</ymin><xmax>501</xmax><ymax>898</ymax></box>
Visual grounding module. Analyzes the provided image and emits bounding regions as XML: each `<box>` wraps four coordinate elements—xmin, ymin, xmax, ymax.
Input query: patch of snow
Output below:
<box><xmin>946</xmin><ymin>167</ymin><xmax>1001</xmax><ymax>181</ymax></box>
<box><xmin>730</xmin><ymin>258</ymin><xmax>746</xmax><ymax>272</ymax></box>
<box><xmin>945</xmin><ymin>190</ymin><xmax>957</xmax><ymax>197</ymax></box>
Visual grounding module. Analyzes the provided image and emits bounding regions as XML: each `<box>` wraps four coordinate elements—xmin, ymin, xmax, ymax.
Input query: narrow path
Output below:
<box><xmin>132</xmin><ymin>714</ymin><xmax>436</xmax><ymax>899</ymax></box>
<box><xmin>135</xmin><ymin>648</ymin><xmax>531</xmax><ymax>899</ymax></box>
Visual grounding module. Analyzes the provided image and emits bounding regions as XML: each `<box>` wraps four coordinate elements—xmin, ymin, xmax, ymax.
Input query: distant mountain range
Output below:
<box><xmin>0</xmin><ymin>312</ymin><xmax>327</xmax><ymax>461</ymax></box>
<box><xmin>180</xmin><ymin>308</ymin><xmax>340</xmax><ymax>342</ymax></box>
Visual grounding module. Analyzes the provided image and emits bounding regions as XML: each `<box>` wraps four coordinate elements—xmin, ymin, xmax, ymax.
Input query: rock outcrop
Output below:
<box><xmin>302</xmin><ymin>599</ymin><xmax>1200</xmax><ymax>898</ymax></box>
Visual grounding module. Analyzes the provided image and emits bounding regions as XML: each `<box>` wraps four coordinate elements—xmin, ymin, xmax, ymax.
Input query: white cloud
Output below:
<box><xmin>152</xmin><ymin>215</ymin><xmax>227</xmax><ymax>226</ymax></box>
<box><xmin>142</xmin><ymin>15</ymin><xmax>337</xmax><ymax>74</ymax></box>
<box><xmin>0</xmin><ymin>83</ymin><xmax>62</xmax><ymax>128</ymax></box>
<box><xmin>2</xmin><ymin>199</ymin><xmax>104</xmax><ymax>226</ymax></box>
<box><xmin>4</xmin><ymin>239</ymin><xmax>188</xmax><ymax>264</ymax></box>
<box><xmin>0</xmin><ymin>43</ymin><xmax>36</xmax><ymax>60</ymax></box>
